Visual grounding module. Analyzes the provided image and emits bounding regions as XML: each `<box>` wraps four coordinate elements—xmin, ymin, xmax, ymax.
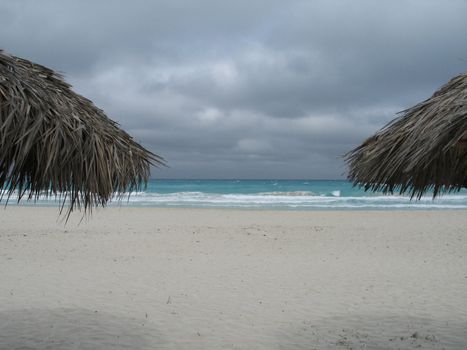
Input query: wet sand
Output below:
<box><xmin>0</xmin><ymin>207</ymin><xmax>466</xmax><ymax>349</ymax></box>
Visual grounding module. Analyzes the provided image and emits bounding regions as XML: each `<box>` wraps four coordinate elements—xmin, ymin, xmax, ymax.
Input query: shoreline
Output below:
<box><xmin>2</xmin><ymin>204</ymin><xmax>467</xmax><ymax>212</ymax></box>
<box><xmin>3</xmin><ymin>179</ymin><xmax>466</xmax><ymax>212</ymax></box>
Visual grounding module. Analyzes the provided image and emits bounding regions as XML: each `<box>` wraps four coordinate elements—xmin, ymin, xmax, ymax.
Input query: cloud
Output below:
<box><xmin>1</xmin><ymin>0</ymin><xmax>466</xmax><ymax>178</ymax></box>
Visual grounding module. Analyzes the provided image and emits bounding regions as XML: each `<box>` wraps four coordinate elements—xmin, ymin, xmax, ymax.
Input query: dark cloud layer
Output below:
<box><xmin>1</xmin><ymin>0</ymin><xmax>466</xmax><ymax>178</ymax></box>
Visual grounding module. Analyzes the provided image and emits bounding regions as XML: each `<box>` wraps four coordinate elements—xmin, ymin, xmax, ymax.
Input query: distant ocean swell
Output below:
<box><xmin>2</xmin><ymin>180</ymin><xmax>467</xmax><ymax>210</ymax></box>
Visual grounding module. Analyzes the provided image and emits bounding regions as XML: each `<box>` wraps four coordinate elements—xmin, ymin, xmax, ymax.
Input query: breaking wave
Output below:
<box><xmin>2</xmin><ymin>186</ymin><xmax>467</xmax><ymax>210</ymax></box>
<box><xmin>118</xmin><ymin>191</ymin><xmax>467</xmax><ymax>209</ymax></box>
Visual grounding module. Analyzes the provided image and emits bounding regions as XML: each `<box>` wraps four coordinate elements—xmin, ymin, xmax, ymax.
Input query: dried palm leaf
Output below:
<box><xmin>346</xmin><ymin>73</ymin><xmax>467</xmax><ymax>198</ymax></box>
<box><xmin>0</xmin><ymin>50</ymin><xmax>165</xmax><ymax>214</ymax></box>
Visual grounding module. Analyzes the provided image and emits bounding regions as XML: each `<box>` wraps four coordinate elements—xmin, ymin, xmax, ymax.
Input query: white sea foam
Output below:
<box><xmin>118</xmin><ymin>192</ymin><xmax>467</xmax><ymax>209</ymax></box>
<box><xmin>258</xmin><ymin>191</ymin><xmax>315</xmax><ymax>196</ymax></box>
<box><xmin>2</xmin><ymin>189</ymin><xmax>467</xmax><ymax>209</ymax></box>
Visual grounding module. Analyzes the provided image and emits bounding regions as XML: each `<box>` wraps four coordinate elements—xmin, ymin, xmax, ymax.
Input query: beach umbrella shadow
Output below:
<box><xmin>346</xmin><ymin>73</ymin><xmax>467</xmax><ymax>198</ymax></box>
<box><xmin>0</xmin><ymin>50</ymin><xmax>165</xmax><ymax>216</ymax></box>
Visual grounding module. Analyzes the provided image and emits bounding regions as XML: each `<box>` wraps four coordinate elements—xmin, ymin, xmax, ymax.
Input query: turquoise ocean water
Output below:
<box><xmin>121</xmin><ymin>179</ymin><xmax>466</xmax><ymax>210</ymax></box>
<box><xmin>6</xmin><ymin>179</ymin><xmax>467</xmax><ymax>210</ymax></box>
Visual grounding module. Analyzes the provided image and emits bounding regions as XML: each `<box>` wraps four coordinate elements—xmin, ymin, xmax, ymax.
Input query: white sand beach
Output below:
<box><xmin>0</xmin><ymin>207</ymin><xmax>466</xmax><ymax>349</ymax></box>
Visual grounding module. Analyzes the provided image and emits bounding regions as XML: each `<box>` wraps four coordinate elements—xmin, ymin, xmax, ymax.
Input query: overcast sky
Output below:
<box><xmin>1</xmin><ymin>0</ymin><xmax>466</xmax><ymax>179</ymax></box>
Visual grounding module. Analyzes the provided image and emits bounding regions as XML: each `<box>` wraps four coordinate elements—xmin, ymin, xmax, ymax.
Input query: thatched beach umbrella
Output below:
<box><xmin>346</xmin><ymin>73</ymin><xmax>467</xmax><ymax>198</ymax></box>
<box><xmin>0</xmin><ymin>50</ymin><xmax>164</xmax><ymax>213</ymax></box>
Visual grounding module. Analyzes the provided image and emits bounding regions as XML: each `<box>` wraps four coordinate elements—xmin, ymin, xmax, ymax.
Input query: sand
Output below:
<box><xmin>0</xmin><ymin>207</ymin><xmax>466</xmax><ymax>349</ymax></box>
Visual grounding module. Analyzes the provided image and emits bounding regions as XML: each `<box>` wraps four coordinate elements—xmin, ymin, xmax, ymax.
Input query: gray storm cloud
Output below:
<box><xmin>1</xmin><ymin>0</ymin><xmax>466</xmax><ymax>178</ymax></box>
